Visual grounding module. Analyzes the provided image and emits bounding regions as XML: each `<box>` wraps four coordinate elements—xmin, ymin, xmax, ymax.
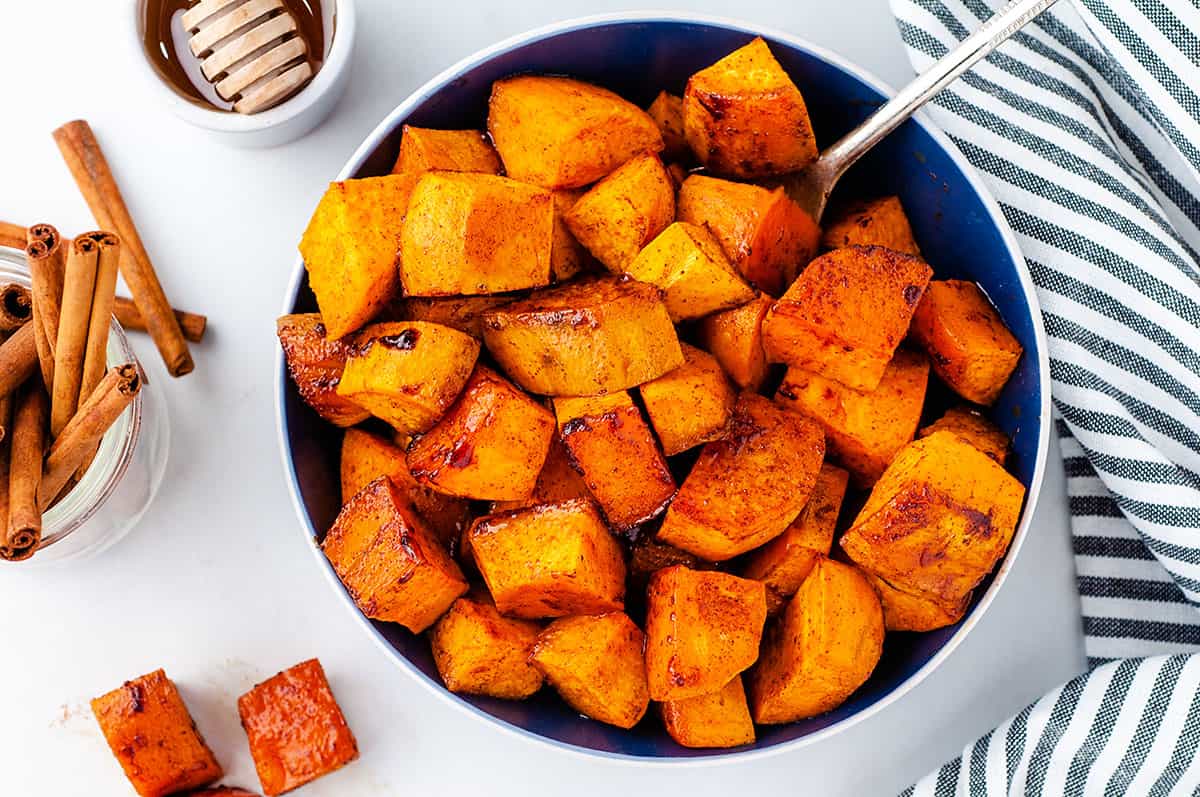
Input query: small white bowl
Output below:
<box><xmin>129</xmin><ymin>0</ymin><xmax>356</xmax><ymax>147</ymax></box>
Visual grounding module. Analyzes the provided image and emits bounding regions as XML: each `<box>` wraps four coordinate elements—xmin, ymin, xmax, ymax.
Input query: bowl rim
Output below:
<box><xmin>274</xmin><ymin>10</ymin><xmax>1052</xmax><ymax>766</ymax></box>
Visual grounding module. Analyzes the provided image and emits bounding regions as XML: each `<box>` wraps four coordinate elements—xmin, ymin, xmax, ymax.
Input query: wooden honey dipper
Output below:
<box><xmin>181</xmin><ymin>0</ymin><xmax>315</xmax><ymax>114</ymax></box>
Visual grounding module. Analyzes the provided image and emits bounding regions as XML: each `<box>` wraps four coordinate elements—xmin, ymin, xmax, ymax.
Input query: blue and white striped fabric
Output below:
<box><xmin>886</xmin><ymin>0</ymin><xmax>1200</xmax><ymax>793</ymax></box>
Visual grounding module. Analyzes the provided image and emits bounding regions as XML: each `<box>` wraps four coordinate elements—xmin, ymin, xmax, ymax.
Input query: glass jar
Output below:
<box><xmin>0</xmin><ymin>246</ymin><xmax>170</xmax><ymax>565</ymax></box>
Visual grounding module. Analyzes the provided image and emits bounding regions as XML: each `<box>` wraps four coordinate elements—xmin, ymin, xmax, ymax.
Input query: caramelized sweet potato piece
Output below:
<box><xmin>550</xmin><ymin>189</ymin><xmax>592</xmax><ymax>282</ymax></box>
<box><xmin>661</xmin><ymin>676</ymin><xmax>755</xmax><ymax>749</ymax></box>
<box><xmin>863</xmin><ymin>570</ymin><xmax>969</xmax><ymax>632</ymax></box>
<box><xmin>276</xmin><ymin>313</ymin><xmax>369</xmax><ymax>427</ymax></box>
<box><xmin>647</xmin><ymin>91</ymin><xmax>689</xmax><ymax>161</ymax></box>
<box><xmin>564</xmin><ymin>153</ymin><xmax>675</xmax><ymax>272</ymax></box>
<box><xmin>919</xmin><ymin>405</ymin><xmax>1010</xmax><ymax>465</ymax></box>
<box><xmin>489</xmin><ymin>433</ymin><xmax>593</xmax><ymax>513</ymax></box>
<box><xmin>626</xmin><ymin>222</ymin><xmax>756</xmax><ymax>321</ymax></box>
<box><xmin>399</xmin><ymin>295</ymin><xmax>514</xmax><ymax>339</ymax></box>
<box><xmin>697</xmin><ymin>294</ymin><xmax>773</xmax><ymax>391</ymax></box>
<box><xmin>391</xmin><ymin>125</ymin><xmax>501</xmax><ymax>175</ymax></box>
<box><xmin>821</xmin><ymin>196</ymin><xmax>921</xmax><ymax>256</ymax></box>
<box><xmin>430</xmin><ymin>592</ymin><xmax>543</xmax><ymax>699</ymax></box>
<box><xmin>639</xmin><ymin>343</ymin><xmax>735</xmax><ymax>455</ymax></box>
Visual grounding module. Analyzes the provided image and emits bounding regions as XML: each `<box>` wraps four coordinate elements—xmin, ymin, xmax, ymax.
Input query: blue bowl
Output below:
<box><xmin>276</xmin><ymin>13</ymin><xmax>1051</xmax><ymax>762</ymax></box>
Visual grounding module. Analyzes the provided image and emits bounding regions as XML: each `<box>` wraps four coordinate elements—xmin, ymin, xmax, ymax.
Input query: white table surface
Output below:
<box><xmin>0</xmin><ymin>1</ymin><xmax>1086</xmax><ymax>794</ymax></box>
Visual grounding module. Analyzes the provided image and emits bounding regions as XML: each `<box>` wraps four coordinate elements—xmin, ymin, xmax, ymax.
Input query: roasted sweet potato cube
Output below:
<box><xmin>430</xmin><ymin>593</ymin><xmax>543</xmax><ymax>699</ymax></box>
<box><xmin>399</xmin><ymin>295</ymin><xmax>514</xmax><ymax>339</ymax></box>
<box><xmin>910</xmin><ymin>280</ymin><xmax>1023</xmax><ymax>405</ymax></box>
<box><xmin>657</xmin><ymin>394</ymin><xmax>825</xmax><ymax>561</ymax></box>
<box><xmin>391</xmin><ymin>125</ymin><xmax>501</xmax><ymax>175</ymax></box>
<box><xmin>645</xmin><ymin>566</ymin><xmax>767</xmax><ymax>701</ymax></box>
<box><xmin>564</xmin><ymin>153</ymin><xmax>675</xmax><ymax>272</ymax></box>
<box><xmin>488</xmin><ymin>75</ymin><xmax>664</xmax><ymax>189</ymax></box>
<box><xmin>697</xmin><ymin>294</ymin><xmax>773</xmax><ymax>391</ymax></box>
<box><xmin>550</xmin><ymin>189</ymin><xmax>592</xmax><ymax>281</ymax></box>
<box><xmin>489</xmin><ymin>433</ymin><xmax>593</xmax><ymax>513</ymax></box>
<box><xmin>748</xmin><ymin>557</ymin><xmax>884</xmax><ymax>723</ymax></box>
<box><xmin>238</xmin><ymin>659</ymin><xmax>358</xmax><ymax>796</ymax></box>
<box><xmin>821</xmin><ymin>196</ymin><xmax>921</xmax><ymax>256</ymax></box>
<box><xmin>839</xmin><ymin>431</ymin><xmax>1026</xmax><ymax>630</ymax></box>
<box><xmin>775</xmin><ymin>349</ymin><xmax>930</xmax><ymax>486</ymax></box>
<box><xmin>919</xmin><ymin>405</ymin><xmax>1010</xmax><ymax>465</ymax></box>
<box><xmin>661</xmin><ymin>676</ymin><xmax>755</xmax><ymax>749</ymax></box>
<box><xmin>299</xmin><ymin>176</ymin><xmax>414</xmax><ymax>339</ymax></box>
<box><xmin>640</xmin><ymin>343</ymin><xmax>735</xmax><ymax>455</ymax></box>
<box><xmin>683</xmin><ymin>37</ymin><xmax>817</xmax><ymax>179</ymax></box>
<box><xmin>336</xmin><ymin>321</ymin><xmax>479</xmax><ymax>434</ymax></box>
<box><xmin>742</xmin><ymin>463</ymin><xmax>849</xmax><ymax>613</ymax></box>
<box><xmin>761</xmin><ymin>245</ymin><xmax>933</xmax><ymax>391</ymax></box>
<box><xmin>677</xmin><ymin>174</ymin><xmax>818</xmax><ymax>295</ymax></box>
<box><xmin>531</xmin><ymin>613</ymin><xmax>650</xmax><ymax>729</ymax></box>
<box><xmin>482</xmin><ymin>276</ymin><xmax>684</xmax><ymax>396</ymax></box>
<box><xmin>276</xmin><ymin>313</ymin><xmax>370</xmax><ymax>427</ymax></box>
<box><xmin>407</xmin><ymin>365</ymin><xmax>555</xmax><ymax>501</ymax></box>
<box><xmin>469</xmin><ymin>498</ymin><xmax>625</xmax><ymax>619</ymax></box>
<box><xmin>863</xmin><ymin>570</ymin><xmax>970</xmax><ymax>632</ymax></box>
<box><xmin>626</xmin><ymin>222</ymin><xmax>756</xmax><ymax>321</ymax></box>
<box><xmin>647</xmin><ymin>91</ymin><xmax>689</xmax><ymax>161</ymax></box>
<box><xmin>400</xmin><ymin>172</ymin><xmax>553</xmax><ymax>296</ymax></box>
<box><xmin>91</xmin><ymin>669</ymin><xmax>222</xmax><ymax>797</ymax></box>
<box><xmin>322</xmin><ymin>477</ymin><xmax>468</xmax><ymax>632</ymax></box>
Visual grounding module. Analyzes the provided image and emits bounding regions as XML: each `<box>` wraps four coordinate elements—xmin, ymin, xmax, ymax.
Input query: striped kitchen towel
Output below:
<box><xmin>887</xmin><ymin>0</ymin><xmax>1200</xmax><ymax>793</ymax></box>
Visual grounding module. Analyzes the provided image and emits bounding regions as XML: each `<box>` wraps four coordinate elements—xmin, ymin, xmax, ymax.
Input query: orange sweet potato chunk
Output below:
<box><xmin>391</xmin><ymin>125</ymin><xmax>501</xmax><ymax>175</ymax></box>
<box><xmin>564</xmin><ymin>153</ymin><xmax>675</xmax><ymax>272</ymax></box>
<box><xmin>399</xmin><ymin>295</ymin><xmax>514</xmax><ymax>339</ymax></box>
<box><xmin>821</xmin><ymin>196</ymin><xmax>921</xmax><ymax>256</ymax></box>
<box><xmin>647</xmin><ymin>91</ymin><xmax>690</xmax><ymax>161</ymax></box>
<box><xmin>550</xmin><ymin>189</ymin><xmax>593</xmax><ymax>282</ymax></box>
<box><xmin>430</xmin><ymin>593</ymin><xmax>544</xmax><ymax>699</ymax></box>
<box><xmin>625</xmin><ymin>222</ymin><xmax>756</xmax><ymax>321</ymax></box>
<box><xmin>489</xmin><ymin>433</ymin><xmax>593</xmax><ymax>513</ymax></box>
<box><xmin>863</xmin><ymin>570</ymin><xmax>970</xmax><ymax>633</ymax></box>
<box><xmin>697</xmin><ymin>293</ymin><xmax>773</xmax><ymax>391</ymax></box>
<box><xmin>276</xmin><ymin>313</ymin><xmax>370</xmax><ymax>427</ymax></box>
<box><xmin>919</xmin><ymin>405</ymin><xmax>1010</xmax><ymax>465</ymax></box>
<box><xmin>661</xmin><ymin>676</ymin><xmax>756</xmax><ymax>749</ymax></box>
<box><xmin>639</xmin><ymin>343</ymin><xmax>736</xmax><ymax>455</ymax></box>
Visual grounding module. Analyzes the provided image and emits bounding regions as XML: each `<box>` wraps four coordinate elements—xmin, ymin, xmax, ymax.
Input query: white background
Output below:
<box><xmin>0</xmin><ymin>2</ymin><xmax>1086</xmax><ymax>794</ymax></box>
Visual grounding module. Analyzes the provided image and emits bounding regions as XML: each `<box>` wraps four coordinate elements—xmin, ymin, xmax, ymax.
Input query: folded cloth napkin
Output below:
<box><xmin>885</xmin><ymin>0</ymin><xmax>1200</xmax><ymax>793</ymax></box>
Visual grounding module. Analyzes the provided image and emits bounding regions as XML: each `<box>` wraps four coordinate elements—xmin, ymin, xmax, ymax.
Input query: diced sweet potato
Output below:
<box><xmin>399</xmin><ymin>172</ymin><xmax>553</xmax><ymax>296</ymax></box>
<box><xmin>407</xmin><ymin>365</ymin><xmax>555</xmax><ymax>501</ymax></box>
<box><xmin>862</xmin><ymin>570</ymin><xmax>969</xmax><ymax>632</ymax></box>
<box><xmin>91</xmin><ymin>669</ymin><xmax>222</xmax><ymax>797</ymax></box>
<box><xmin>391</xmin><ymin>126</ymin><xmax>501</xmax><ymax>175</ymax></box>
<box><xmin>488</xmin><ymin>75</ymin><xmax>664</xmax><ymax>189</ymax></box>
<box><xmin>336</xmin><ymin>321</ymin><xmax>479</xmax><ymax>434</ymax></box>
<box><xmin>697</xmin><ymin>294</ymin><xmax>773</xmax><ymax>391</ymax></box>
<box><xmin>682</xmin><ymin>37</ymin><xmax>817</xmax><ymax>179</ymax></box>
<box><xmin>530</xmin><ymin>613</ymin><xmax>650</xmax><ymax>729</ymax></box>
<box><xmin>661</xmin><ymin>676</ymin><xmax>755</xmax><ymax>749</ymax></box>
<box><xmin>237</xmin><ymin>659</ymin><xmax>358</xmax><ymax>796</ymax></box>
<box><xmin>910</xmin><ymin>280</ymin><xmax>1022</xmax><ymax>405</ymax></box>
<box><xmin>657</xmin><ymin>394</ymin><xmax>825</xmax><ymax>561</ymax></box>
<box><xmin>919</xmin><ymin>405</ymin><xmax>1010</xmax><ymax>465</ymax></box>
<box><xmin>399</xmin><ymin>295</ymin><xmax>514</xmax><ymax>339</ymax></box>
<box><xmin>761</xmin><ymin>245</ymin><xmax>933</xmax><ymax>391</ymax></box>
<box><xmin>639</xmin><ymin>343</ymin><xmax>735</xmax><ymax>455</ymax></box>
<box><xmin>550</xmin><ymin>189</ymin><xmax>592</xmax><ymax>281</ymax></box>
<box><xmin>647</xmin><ymin>91</ymin><xmax>689</xmax><ymax>161</ymax></box>
<box><xmin>625</xmin><ymin>222</ymin><xmax>756</xmax><ymax>321</ymax></box>
<box><xmin>430</xmin><ymin>593</ymin><xmax>543</xmax><ymax>699</ymax></box>
<box><xmin>564</xmin><ymin>153</ymin><xmax>675</xmax><ymax>272</ymax></box>
<box><xmin>553</xmin><ymin>391</ymin><xmax>676</xmax><ymax>529</ymax></box>
<box><xmin>322</xmin><ymin>477</ymin><xmax>468</xmax><ymax>632</ymax></box>
<box><xmin>482</xmin><ymin>276</ymin><xmax>684</xmax><ymax>396</ymax></box>
<box><xmin>775</xmin><ymin>349</ymin><xmax>930</xmax><ymax>486</ymax></box>
<box><xmin>469</xmin><ymin>498</ymin><xmax>625</xmax><ymax>619</ymax></box>
<box><xmin>748</xmin><ymin>557</ymin><xmax>884</xmax><ymax>723</ymax></box>
<box><xmin>821</xmin><ymin>196</ymin><xmax>921</xmax><ymax>256</ymax></box>
<box><xmin>645</xmin><ymin>566</ymin><xmax>767</xmax><ymax>701</ymax></box>
<box><xmin>677</xmin><ymin>174</ymin><xmax>819</xmax><ymax>295</ymax></box>
<box><xmin>839</xmin><ymin>431</ymin><xmax>1026</xmax><ymax>631</ymax></box>
<box><xmin>299</xmin><ymin>175</ymin><xmax>415</xmax><ymax>339</ymax></box>
<box><xmin>489</xmin><ymin>433</ymin><xmax>593</xmax><ymax>513</ymax></box>
<box><xmin>276</xmin><ymin>313</ymin><xmax>369</xmax><ymax>427</ymax></box>
<box><xmin>741</xmin><ymin>463</ymin><xmax>849</xmax><ymax>613</ymax></box>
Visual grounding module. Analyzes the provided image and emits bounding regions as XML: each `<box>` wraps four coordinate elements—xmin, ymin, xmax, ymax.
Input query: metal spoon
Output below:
<box><xmin>786</xmin><ymin>0</ymin><xmax>1062</xmax><ymax>222</ymax></box>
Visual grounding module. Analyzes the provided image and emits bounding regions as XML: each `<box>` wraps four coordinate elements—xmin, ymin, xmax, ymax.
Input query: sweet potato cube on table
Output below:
<box><xmin>697</xmin><ymin>294</ymin><xmax>773</xmax><ymax>391</ymax></box>
<box><xmin>748</xmin><ymin>557</ymin><xmax>884</xmax><ymax>723</ymax></box>
<box><xmin>276</xmin><ymin>313</ymin><xmax>369</xmax><ymax>427</ymax></box>
<box><xmin>564</xmin><ymin>153</ymin><xmax>675</xmax><ymax>272</ymax></box>
<box><xmin>639</xmin><ymin>343</ymin><xmax>735</xmax><ymax>455</ymax></box>
<box><xmin>322</xmin><ymin>477</ymin><xmax>468</xmax><ymax>632</ymax></box>
<box><xmin>391</xmin><ymin>125</ymin><xmax>501</xmax><ymax>175</ymax></box>
<box><xmin>550</xmin><ymin>189</ymin><xmax>591</xmax><ymax>281</ymax></box>
<box><xmin>482</xmin><ymin>276</ymin><xmax>684</xmax><ymax>396</ymax></box>
<box><xmin>91</xmin><ymin>669</ymin><xmax>222</xmax><ymax>797</ymax></box>
<box><xmin>919</xmin><ymin>405</ymin><xmax>1010</xmax><ymax>465</ymax></box>
<box><xmin>299</xmin><ymin>175</ymin><xmax>415</xmax><ymax>339</ymax></box>
<box><xmin>775</xmin><ymin>349</ymin><xmax>930</xmax><ymax>486</ymax></box>
<box><xmin>430</xmin><ymin>593</ymin><xmax>543</xmax><ymax>699</ymax></box>
<box><xmin>821</xmin><ymin>196</ymin><xmax>921</xmax><ymax>256</ymax></box>
<box><xmin>683</xmin><ymin>37</ymin><xmax>818</xmax><ymax>179</ymax></box>
<box><xmin>661</xmin><ymin>676</ymin><xmax>755</xmax><ymax>749</ymax></box>
<box><xmin>626</xmin><ymin>222</ymin><xmax>756</xmax><ymax>321</ymax></box>
<box><xmin>469</xmin><ymin>498</ymin><xmax>625</xmax><ymax>619</ymax></box>
<box><xmin>910</xmin><ymin>279</ymin><xmax>1023</xmax><ymax>405</ymax></box>
<box><xmin>407</xmin><ymin>365</ymin><xmax>555</xmax><ymax>501</ymax></box>
<box><xmin>761</xmin><ymin>245</ymin><xmax>933</xmax><ymax>391</ymax></box>
<box><xmin>530</xmin><ymin>612</ymin><xmax>650</xmax><ymax>729</ymax></box>
<box><xmin>488</xmin><ymin>75</ymin><xmax>664</xmax><ymax>189</ymax></box>
<box><xmin>336</xmin><ymin>321</ymin><xmax>479</xmax><ymax>434</ymax></box>
<box><xmin>645</xmin><ymin>566</ymin><xmax>768</xmax><ymax>701</ymax></box>
<box><xmin>647</xmin><ymin>91</ymin><xmax>689</xmax><ymax>161</ymax></box>
<box><xmin>238</xmin><ymin>659</ymin><xmax>358</xmax><ymax>796</ymax></box>
<box><xmin>839</xmin><ymin>431</ymin><xmax>1026</xmax><ymax>631</ymax></box>
<box><xmin>742</xmin><ymin>463</ymin><xmax>849</xmax><ymax>613</ymax></box>
<box><xmin>677</xmin><ymin>174</ymin><xmax>819</xmax><ymax>295</ymax></box>
<box><xmin>400</xmin><ymin>172</ymin><xmax>553</xmax><ymax>296</ymax></box>
<box><xmin>399</xmin><ymin>295</ymin><xmax>514</xmax><ymax>339</ymax></box>
<box><xmin>553</xmin><ymin>391</ymin><xmax>676</xmax><ymax>529</ymax></box>
<box><xmin>657</xmin><ymin>394</ymin><xmax>825</xmax><ymax>561</ymax></box>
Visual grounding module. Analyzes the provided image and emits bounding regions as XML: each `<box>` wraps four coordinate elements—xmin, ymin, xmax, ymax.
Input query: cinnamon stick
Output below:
<box><xmin>0</xmin><ymin>323</ymin><xmax>38</xmax><ymax>398</ymax></box>
<box><xmin>0</xmin><ymin>284</ymin><xmax>32</xmax><ymax>332</ymax></box>
<box><xmin>25</xmin><ymin>226</ymin><xmax>65</xmax><ymax>389</ymax></box>
<box><xmin>79</xmin><ymin>232</ymin><xmax>120</xmax><ymax>407</ymax></box>
<box><xmin>0</xmin><ymin>398</ymin><xmax>10</xmax><ymax>554</ymax></box>
<box><xmin>52</xmin><ymin>120</ymin><xmax>194</xmax><ymax>377</ymax></box>
<box><xmin>0</xmin><ymin>221</ymin><xmax>25</xmax><ymax>249</ymax></box>
<box><xmin>113</xmin><ymin>296</ymin><xmax>207</xmax><ymax>343</ymax></box>
<box><xmin>51</xmin><ymin>236</ymin><xmax>99</xmax><ymax>436</ymax></box>
<box><xmin>4</xmin><ymin>384</ymin><xmax>47</xmax><ymax>561</ymax></box>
